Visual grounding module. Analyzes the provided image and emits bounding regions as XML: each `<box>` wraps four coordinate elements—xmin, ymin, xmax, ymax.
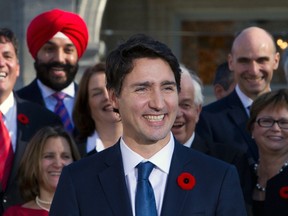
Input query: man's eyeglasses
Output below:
<box><xmin>256</xmin><ymin>118</ymin><xmax>288</xmax><ymax>129</ymax></box>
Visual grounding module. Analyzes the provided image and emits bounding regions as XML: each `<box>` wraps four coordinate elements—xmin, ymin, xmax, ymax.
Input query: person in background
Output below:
<box><xmin>3</xmin><ymin>126</ymin><xmax>80</xmax><ymax>216</ymax></box>
<box><xmin>50</xmin><ymin>34</ymin><xmax>247</xmax><ymax>215</ymax></box>
<box><xmin>213</xmin><ymin>61</ymin><xmax>236</xmax><ymax>100</ymax></box>
<box><xmin>281</xmin><ymin>49</ymin><xmax>288</xmax><ymax>84</ymax></box>
<box><xmin>16</xmin><ymin>8</ymin><xmax>89</xmax><ymax>133</ymax></box>
<box><xmin>247</xmin><ymin>89</ymin><xmax>288</xmax><ymax>216</ymax></box>
<box><xmin>196</xmin><ymin>26</ymin><xmax>280</xmax><ymax>166</ymax></box>
<box><xmin>172</xmin><ymin>65</ymin><xmax>253</xmax><ymax>215</ymax></box>
<box><xmin>73</xmin><ymin>62</ymin><xmax>122</xmax><ymax>157</ymax></box>
<box><xmin>0</xmin><ymin>27</ymin><xmax>63</xmax><ymax>214</ymax></box>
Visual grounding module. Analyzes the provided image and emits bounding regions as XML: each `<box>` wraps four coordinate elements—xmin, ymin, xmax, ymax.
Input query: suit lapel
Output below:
<box><xmin>161</xmin><ymin>141</ymin><xmax>193</xmax><ymax>216</ymax></box>
<box><xmin>225</xmin><ymin>91</ymin><xmax>258</xmax><ymax>161</ymax></box>
<box><xmin>98</xmin><ymin>144</ymin><xmax>133</xmax><ymax>216</ymax></box>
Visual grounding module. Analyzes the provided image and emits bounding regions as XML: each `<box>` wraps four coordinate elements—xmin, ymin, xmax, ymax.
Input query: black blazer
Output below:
<box><xmin>195</xmin><ymin>90</ymin><xmax>258</xmax><ymax>164</ymax></box>
<box><xmin>191</xmin><ymin>134</ymin><xmax>254</xmax><ymax>208</ymax></box>
<box><xmin>0</xmin><ymin>95</ymin><xmax>63</xmax><ymax>214</ymax></box>
<box><xmin>50</xmin><ymin>139</ymin><xmax>247</xmax><ymax>216</ymax></box>
<box><xmin>252</xmin><ymin>167</ymin><xmax>288</xmax><ymax>216</ymax></box>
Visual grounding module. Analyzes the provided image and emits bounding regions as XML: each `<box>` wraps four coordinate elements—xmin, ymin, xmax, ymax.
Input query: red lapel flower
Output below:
<box><xmin>177</xmin><ymin>172</ymin><xmax>196</xmax><ymax>190</ymax></box>
<box><xmin>279</xmin><ymin>186</ymin><xmax>288</xmax><ymax>199</ymax></box>
<box><xmin>17</xmin><ymin>114</ymin><xmax>29</xmax><ymax>125</ymax></box>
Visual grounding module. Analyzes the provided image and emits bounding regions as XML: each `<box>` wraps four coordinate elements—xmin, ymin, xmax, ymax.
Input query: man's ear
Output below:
<box><xmin>108</xmin><ymin>89</ymin><xmax>119</xmax><ymax>110</ymax></box>
<box><xmin>213</xmin><ymin>84</ymin><xmax>225</xmax><ymax>100</ymax></box>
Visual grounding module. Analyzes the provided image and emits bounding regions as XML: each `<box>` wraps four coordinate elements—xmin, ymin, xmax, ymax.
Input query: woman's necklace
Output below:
<box><xmin>35</xmin><ymin>196</ymin><xmax>51</xmax><ymax>212</ymax></box>
<box><xmin>254</xmin><ymin>161</ymin><xmax>288</xmax><ymax>192</ymax></box>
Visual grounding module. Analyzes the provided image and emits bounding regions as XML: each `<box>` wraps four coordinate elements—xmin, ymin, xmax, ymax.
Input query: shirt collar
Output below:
<box><xmin>37</xmin><ymin>79</ymin><xmax>75</xmax><ymax>98</ymax></box>
<box><xmin>121</xmin><ymin>132</ymin><xmax>174</xmax><ymax>176</ymax></box>
<box><xmin>235</xmin><ymin>85</ymin><xmax>253</xmax><ymax>108</ymax></box>
<box><xmin>0</xmin><ymin>92</ymin><xmax>15</xmax><ymax>117</ymax></box>
<box><xmin>183</xmin><ymin>132</ymin><xmax>195</xmax><ymax>148</ymax></box>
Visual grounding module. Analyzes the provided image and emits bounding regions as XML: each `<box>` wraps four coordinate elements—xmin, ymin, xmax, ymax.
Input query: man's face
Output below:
<box><xmin>110</xmin><ymin>58</ymin><xmax>179</xmax><ymax>149</ymax></box>
<box><xmin>228</xmin><ymin>32</ymin><xmax>279</xmax><ymax>99</ymax></box>
<box><xmin>35</xmin><ymin>37</ymin><xmax>79</xmax><ymax>91</ymax></box>
<box><xmin>172</xmin><ymin>73</ymin><xmax>201</xmax><ymax>144</ymax></box>
<box><xmin>0</xmin><ymin>38</ymin><xmax>19</xmax><ymax>102</ymax></box>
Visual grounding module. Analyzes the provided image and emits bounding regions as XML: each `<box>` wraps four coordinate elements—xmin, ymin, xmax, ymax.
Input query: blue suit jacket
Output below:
<box><xmin>195</xmin><ymin>90</ymin><xmax>258</xmax><ymax>164</ymax></box>
<box><xmin>50</xmin><ymin>139</ymin><xmax>247</xmax><ymax>216</ymax></box>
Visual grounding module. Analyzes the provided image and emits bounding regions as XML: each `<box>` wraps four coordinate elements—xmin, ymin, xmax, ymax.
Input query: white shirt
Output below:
<box><xmin>0</xmin><ymin>92</ymin><xmax>17</xmax><ymax>152</ymax></box>
<box><xmin>37</xmin><ymin>79</ymin><xmax>75</xmax><ymax>125</ymax></box>
<box><xmin>235</xmin><ymin>85</ymin><xmax>253</xmax><ymax>116</ymax></box>
<box><xmin>120</xmin><ymin>132</ymin><xmax>174</xmax><ymax>216</ymax></box>
<box><xmin>86</xmin><ymin>131</ymin><xmax>105</xmax><ymax>153</ymax></box>
<box><xmin>183</xmin><ymin>132</ymin><xmax>195</xmax><ymax>148</ymax></box>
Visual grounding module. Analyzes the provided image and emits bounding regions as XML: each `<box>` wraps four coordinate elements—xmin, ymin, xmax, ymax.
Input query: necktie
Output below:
<box><xmin>135</xmin><ymin>162</ymin><xmax>157</xmax><ymax>216</ymax></box>
<box><xmin>0</xmin><ymin>113</ymin><xmax>14</xmax><ymax>190</ymax></box>
<box><xmin>53</xmin><ymin>92</ymin><xmax>73</xmax><ymax>133</ymax></box>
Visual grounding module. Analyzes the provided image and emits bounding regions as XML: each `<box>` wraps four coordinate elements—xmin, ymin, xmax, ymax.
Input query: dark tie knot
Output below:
<box><xmin>53</xmin><ymin>92</ymin><xmax>66</xmax><ymax>101</ymax></box>
<box><xmin>137</xmin><ymin>161</ymin><xmax>154</xmax><ymax>180</ymax></box>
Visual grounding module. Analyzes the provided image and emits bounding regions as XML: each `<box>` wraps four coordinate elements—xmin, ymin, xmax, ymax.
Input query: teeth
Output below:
<box><xmin>0</xmin><ymin>72</ymin><xmax>7</xmax><ymax>78</ymax></box>
<box><xmin>144</xmin><ymin>115</ymin><xmax>164</xmax><ymax>121</ymax></box>
<box><xmin>173</xmin><ymin>122</ymin><xmax>183</xmax><ymax>127</ymax></box>
<box><xmin>49</xmin><ymin>172</ymin><xmax>61</xmax><ymax>176</ymax></box>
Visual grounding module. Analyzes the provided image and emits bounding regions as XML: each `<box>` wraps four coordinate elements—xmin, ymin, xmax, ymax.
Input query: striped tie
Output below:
<box><xmin>53</xmin><ymin>92</ymin><xmax>73</xmax><ymax>133</ymax></box>
<box><xmin>0</xmin><ymin>112</ymin><xmax>14</xmax><ymax>190</ymax></box>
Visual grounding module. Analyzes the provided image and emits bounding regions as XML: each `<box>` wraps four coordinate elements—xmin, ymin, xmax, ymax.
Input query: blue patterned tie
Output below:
<box><xmin>53</xmin><ymin>92</ymin><xmax>73</xmax><ymax>133</ymax></box>
<box><xmin>135</xmin><ymin>162</ymin><xmax>157</xmax><ymax>216</ymax></box>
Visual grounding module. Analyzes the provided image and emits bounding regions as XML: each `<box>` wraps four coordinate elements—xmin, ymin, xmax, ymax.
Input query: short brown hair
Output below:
<box><xmin>247</xmin><ymin>89</ymin><xmax>288</xmax><ymax>132</ymax></box>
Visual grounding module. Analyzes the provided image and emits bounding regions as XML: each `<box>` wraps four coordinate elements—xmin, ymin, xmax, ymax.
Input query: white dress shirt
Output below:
<box><xmin>37</xmin><ymin>79</ymin><xmax>75</xmax><ymax>125</ymax></box>
<box><xmin>0</xmin><ymin>92</ymin><xmax>17</xmax><ymax>152</ymax></box>
<box><xmin>120</xmin><ymin>132</ymin><xmax>174</xmax><ymax>216</ymax></box>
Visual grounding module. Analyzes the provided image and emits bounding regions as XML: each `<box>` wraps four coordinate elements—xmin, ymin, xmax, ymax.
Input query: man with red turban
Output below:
<box><xmin>17</xmin><ymin>8</ymin><xmax>89</xmax><ymax>133</ymax></box>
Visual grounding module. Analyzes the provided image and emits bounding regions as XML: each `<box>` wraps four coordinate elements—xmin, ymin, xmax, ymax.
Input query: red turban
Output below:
<box><xmin>27</xmin><ymin>8</ymin><xmax>89</xmax><ymax>59</ymax></box>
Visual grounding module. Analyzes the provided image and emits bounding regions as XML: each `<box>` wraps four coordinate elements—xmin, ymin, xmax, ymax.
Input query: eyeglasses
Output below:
<box><xmin>256</xmin><ymin>118</ymin><xmax>288</xmax><ymax>129</ymax></box>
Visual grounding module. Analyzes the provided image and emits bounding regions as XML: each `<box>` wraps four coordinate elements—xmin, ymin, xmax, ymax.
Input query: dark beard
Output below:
<box><xmin>34</xmin><ymin>60</ymin><xmax>78</xmax><ymax>91</ymax></box>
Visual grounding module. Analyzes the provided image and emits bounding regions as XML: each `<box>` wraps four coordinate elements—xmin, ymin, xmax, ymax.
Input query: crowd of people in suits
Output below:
<box><xmin>0</xmin><ymin>7</ymin><xmax>287</xmax><ymax>216</ymax></box>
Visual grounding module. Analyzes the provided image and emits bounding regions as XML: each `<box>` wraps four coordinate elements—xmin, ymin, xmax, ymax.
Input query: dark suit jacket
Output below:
<box><xmin>0</xmin><ymin>95</ymin><xmax>63</xmax><ymax>214</ymax></box>
<box><xmin>16</xmin><ymin>79</ymin><xmax>78</xmax><ymax>107</ymax></box>
<box><xmin>191</xmin><ymin>134</ymin><xmax>254</xmax><ymax>209</ymax></box>
<box><xmin>50</xmin><ymin>139</ymin><xmax>247</xmax><ymax>216</ymax></box>
<box><xmin>252</xmin><ymin>167</ymin><xmax>288</xmax><ymax>216</ymax></box>
<box><xmin>195</xmin><ymin>90</ymin><xmax>258</xmax><ymax>164</ymax></box>
<box><xmin>74</xmin><ymin>137</ymin><xmax>96</xmax><ymax>158</ymax></box>
<box><xmin>16</xmin><ymin>78</ymin><xmax>79</xmax><ymax>137</ymax></box>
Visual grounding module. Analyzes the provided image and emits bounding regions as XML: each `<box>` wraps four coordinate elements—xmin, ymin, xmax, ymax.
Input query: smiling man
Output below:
<box><xmin>0</xmin><ymin>28</ymin><xmax>63</xmax><ymax>214</ymax></box>
<box><xmin>196</xmin><ymin>26</ymin><xmax>280</xmax><ymax>165</ymax></box>
<box><xmin>50</xmin><ymin>34</ymin><xmax>247</xmax><ymax>216</ymax></box>
<box><xmin>17</xmin><ymin>9</ymin><xmax>88</xmax><ymax>133</ymax></box>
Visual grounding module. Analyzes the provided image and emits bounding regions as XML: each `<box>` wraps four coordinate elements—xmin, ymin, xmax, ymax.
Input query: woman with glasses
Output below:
<box><xmin>247</xmin><ymin>88</ymin><xmax>288</xmax><ymax>216</ymax></box>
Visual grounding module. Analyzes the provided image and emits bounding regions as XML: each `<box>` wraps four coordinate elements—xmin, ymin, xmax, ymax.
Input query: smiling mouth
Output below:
<box><xmin>172</xmin><ymin>122</ymin><xmax>184</xmax><ymax>129</ymax></box>
<box><xmin>144</xmin><ymin>115</ymin><xmax>164</xmax><ymax>122</ymax></box>
<box><xmin>245</xmin><ymin>76</ymin><xmax>264</xmax><ymax>82</ymax></box>
<box><xmin>0</xmin><ymin>72</ymin><xmax>8</xmax><ymax>79</ymax></box>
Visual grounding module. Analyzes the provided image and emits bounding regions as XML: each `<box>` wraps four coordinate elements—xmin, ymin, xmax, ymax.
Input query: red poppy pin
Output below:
<box><xmin>279</xmin><ymin>186</ymin><xmax>288</xmax><ymax>199</ymax></box>
<box><xmin>17</xmin><ymin>114</ymin><xmax>29</xmax><ymax>125</ymax></box>
<box><xmin>177</xmin><ymin>172</ymin><xmax>196</xmax><ymax>190</ymax></box>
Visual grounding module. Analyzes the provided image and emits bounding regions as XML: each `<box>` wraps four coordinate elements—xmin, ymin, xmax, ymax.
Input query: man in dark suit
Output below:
<box><xmin>0</xmin><ymin>28</ymin><xmax>63</xmax><ymax>214</ymax></box>
<box><xmin>16</xmin><ymin>9</ymin><xmax>89</xmax><ymax>133</ymax></box>
<box><xmin>50</xmin><ymin>34</ymin><xmax>247</xmax><ymax>215</ymax></box>
<box><xmin>196</xmin><ymin>26</ymin><xmax>280</xmax><ymax>165</ymax></box>
<box><xmin>172</xmin><ymin>65</ymin><xmax>253</xmax><ymax>214</ymax></box>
